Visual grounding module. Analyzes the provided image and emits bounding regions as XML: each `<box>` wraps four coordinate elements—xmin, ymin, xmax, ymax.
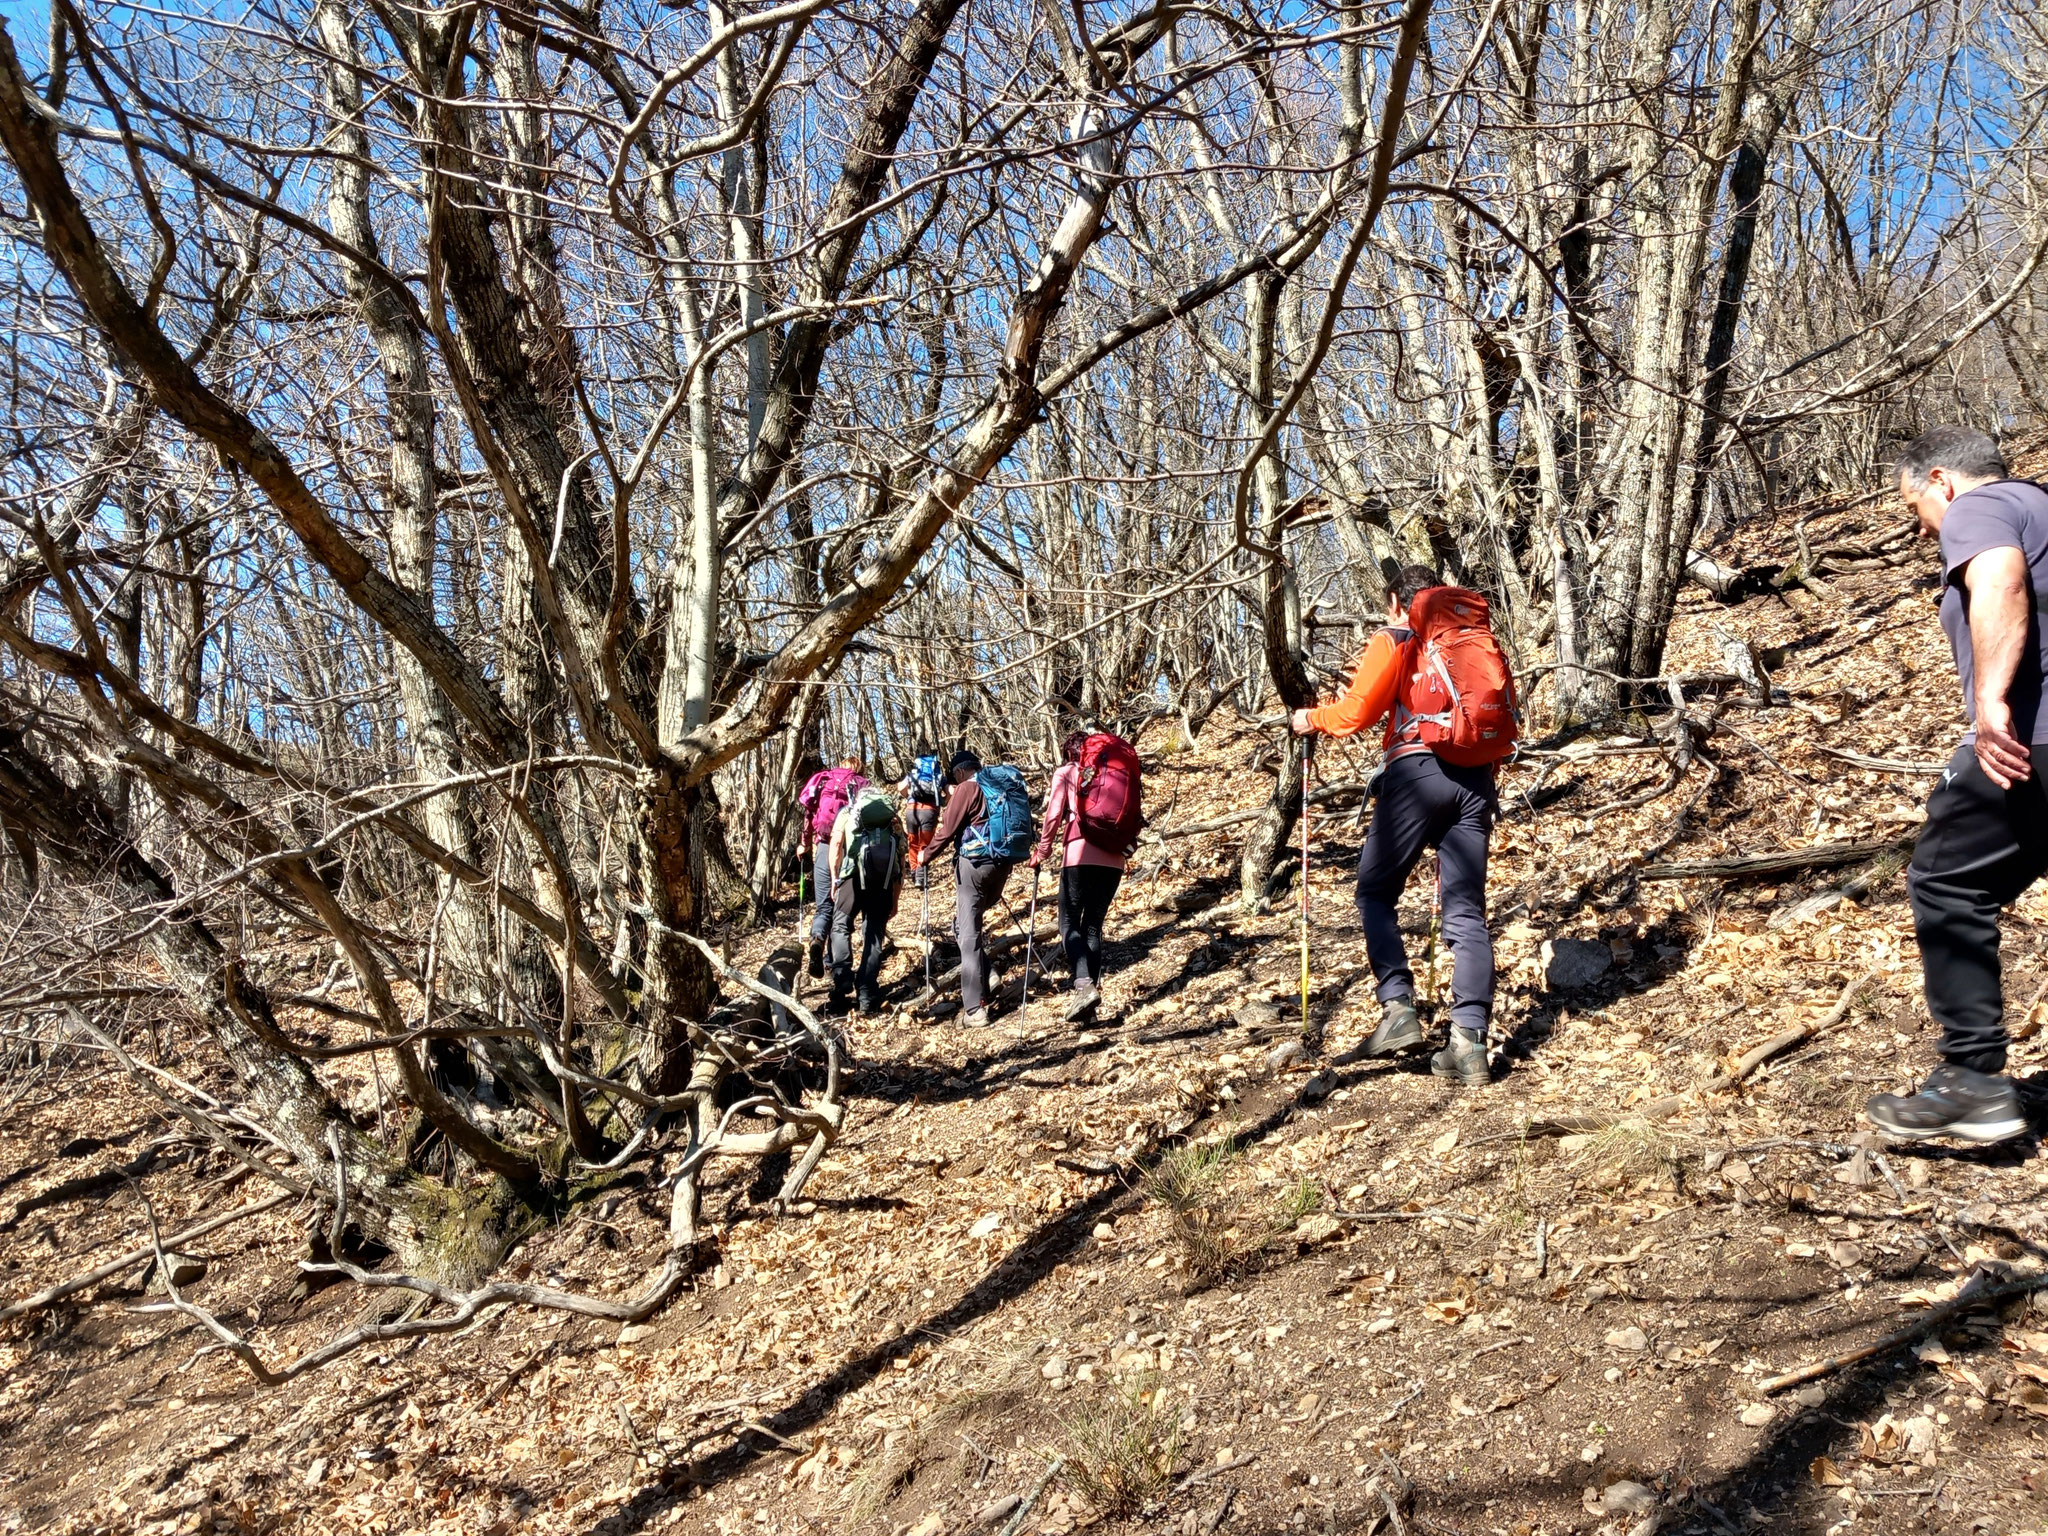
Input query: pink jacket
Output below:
<box><xmin>1035</xmin><ymin>763</ymin><xmax>1125</xmax><ymax>869</ymax></box>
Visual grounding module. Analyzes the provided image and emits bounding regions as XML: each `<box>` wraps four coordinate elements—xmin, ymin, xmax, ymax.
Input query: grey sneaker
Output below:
<box><xmin>1866</xmin><ymin>1064</ymin><xmax>2026</xmax><ymax>1144</ymax></box>
<box><xmin>1362</xmin><ymin>997</ymin><xmax>1423</xmax><ymax>1057</ymax></box>
<box><xmin>1064</xmin><ymin>981</ymin><xmax>1100</xmax><ymax>1023</ymax></box>
<box><xmin>960</xmin><ymin>1007</ymin><xmax>991</xmax><ymax>1029</ymax></box>
<box><xmin>1431</xmin><ymin>1030</ymin><xmax>1491</xmax><ymax>1086</ymax></box>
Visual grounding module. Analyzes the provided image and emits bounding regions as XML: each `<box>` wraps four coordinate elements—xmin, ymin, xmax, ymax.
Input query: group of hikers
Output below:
<box><xmin>785</xmin><ymin>424</ymin><xmax>2044</xmax><ymax>1146</ymax></box>
<box><xmin>795</xmin><ymin>733</ymin><xmax>1145</xmax><ymax>1028</ymax></box>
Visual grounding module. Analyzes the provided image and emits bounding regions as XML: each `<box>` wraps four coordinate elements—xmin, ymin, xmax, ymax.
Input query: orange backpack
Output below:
<box><xmin>1393</xmin><ymin>587</ymin><xmax>1519</xmax><ymax>767</ymax></box>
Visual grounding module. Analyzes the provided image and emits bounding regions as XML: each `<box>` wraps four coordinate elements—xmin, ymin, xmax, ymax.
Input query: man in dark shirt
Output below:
<box><xmin>1866</xmin><ymin>425</ymin><xmax>2042</xmax><ymax>1144</ymax></box>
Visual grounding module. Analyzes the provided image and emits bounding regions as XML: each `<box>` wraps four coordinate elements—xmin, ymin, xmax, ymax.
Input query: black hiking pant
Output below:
<box><xmin>1058</xmin><ymin>865</ymin><xmax>1123</xmax><ymax>988</ymax></box>
<box><xmin>1356</xmin><ymin>751</ymin><xmax>1497</xmax><ymax>1035</ymax></box>
<box><xmin>831</xmin><ymin>877</ymin><xmax>894</xmax><ymax>1001</ymax></box>
<box><xmin>1908</xmin><ymin>745</ymin><xmax>2048</xmax><ymax>1075</ymax></box>
<box><xmin>955</xmin><ymin>855</ymin><xmax>1013</xmax><ymax>1013</ymax></box>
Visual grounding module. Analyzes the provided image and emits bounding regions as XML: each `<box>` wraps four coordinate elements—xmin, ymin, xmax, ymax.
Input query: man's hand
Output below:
<box><xmin>1290</xmin><ymin>707</ymin><xmax>1316</xmax><ymax>736</ymax></box>
<box><xmin>1976</xmin><ymin>696</ymin><xmax>2032</xmax><ymax>788</ymax></box>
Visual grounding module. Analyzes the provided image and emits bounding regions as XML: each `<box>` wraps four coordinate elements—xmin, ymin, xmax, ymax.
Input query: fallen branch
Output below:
<box><xmin>1332</xmin><ymin>1206</ymin><xmax>1478</xmax><ymax>1226</ymax></box>
<box><xmin>1640</xmin><ymin>834</ymin><xmax>1915</xmax><ymax>882</ymax></box>
<box><xmin>0</xmin><ymin>1191</ymin><xmax>294</xmax><ymax>1323</ymax></box>
<box><xmin>1758</xmin><ymin>1266</ymin><xmax>2048</xmax><ymax>1395</ymax></box>
<box><xmin>997</xmin><ymin>1455</ymin><xmax>1065</xmax><ymax>1536</ymax></box>
<box><xmin>1703</xmin><ymin>970</ymin><xmax>1879</xmax><ymax>1093</ymax></box>
<box><xmin>1813</xmin><ymin>746</ymin><xmax>1946</xmax><ymax>775</ymax></box>
<box><xmin>1176</xmin><ymin>1451</ymin><xmax>1256</xmax><ymax>1492</ymax></box>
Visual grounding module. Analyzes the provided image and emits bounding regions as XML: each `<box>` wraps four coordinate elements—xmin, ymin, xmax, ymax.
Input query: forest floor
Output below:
<box><xmin>6</xmin><ymin>471</ymin><xmax>2048</xmax><ymax>1536</ymax></box>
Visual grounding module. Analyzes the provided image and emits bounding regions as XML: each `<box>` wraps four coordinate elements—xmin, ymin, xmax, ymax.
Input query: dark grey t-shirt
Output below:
<box><xmin>1937</xmin><ymin>479</ymin><xmax>2048</xmax><ymax>743</ymax></box>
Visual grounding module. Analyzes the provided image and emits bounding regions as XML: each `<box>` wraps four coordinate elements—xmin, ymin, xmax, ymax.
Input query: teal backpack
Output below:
<box><xmin>963</xmin><ymin>766</ymin><xmax>1033</xmax><ymax>863</ymax></box>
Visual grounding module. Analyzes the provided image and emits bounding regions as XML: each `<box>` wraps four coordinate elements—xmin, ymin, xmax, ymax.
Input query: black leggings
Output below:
<box><xmin>1058</xmin><ymin>865</ymin><xmax>1123</xmax><ymax>987</ymax></box>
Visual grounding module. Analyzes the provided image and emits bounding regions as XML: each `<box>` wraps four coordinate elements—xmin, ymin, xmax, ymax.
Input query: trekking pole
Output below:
<box><xmin>1300</xmin><ymin>735</ymin><xmax>1314</xmax><ymax>1038</ymax></box>
<box><xmin>921</xmin><ymin>874</ymin><xmax>932</xmax><ymax>993</ymax></box>
<box><xmin>1024</xmin><ymin>862</ymin><xmax>1042</xmax><ymax>1025</ymax></box>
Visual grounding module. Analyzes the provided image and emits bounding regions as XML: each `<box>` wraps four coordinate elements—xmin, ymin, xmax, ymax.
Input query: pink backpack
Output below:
<box><xmin>803</xmin><ymin>767</ymin><xmax>867</xmax><ymax>838</ymax></box>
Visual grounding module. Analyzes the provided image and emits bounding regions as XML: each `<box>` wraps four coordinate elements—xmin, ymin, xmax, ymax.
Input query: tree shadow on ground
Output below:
<box><xmin>575</xmin><ymin>1088</ymin><xmax>1325</xmax><ymax>1536</ymax></box>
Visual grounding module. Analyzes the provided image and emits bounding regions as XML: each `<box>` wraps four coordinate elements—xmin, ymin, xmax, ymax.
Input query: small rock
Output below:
<box><xmin>1041</xmin><ymin>1356</ymin><xmax>1067</xmax><ymax>1381</ymax></box>
<box><xmin>1292</xmin><ymin>1213</ymin><xmax>1342</xmax><ymax>1247</ymax></box>
<box><xmin>1266</xmin><ymin>1038</ymin><xmax>1309</xmax><ymax>1073</ymax></box>
<box><xmin>1739</xmin><ymin>1403</ymin><xmax>1775</xmax><ymax>1427</ymax></box>
<box><xmin>1236</xmin><ymin>1001</ymin><xmax>1282</xmax><ymax>1031</ymax></box>
<box><xmin>617</xmin><ymin>1323</ymin><xmax>657</xmax><ymax>1346</ymax></box>
<box><xmin>1832</xmin><ymin>1148</ymin><xmax>1874</xmax><ymax>1187</ymax></box>
<box><xmin>1604</xmin><ymin>1326</ymin><xmax>1650</xmax><ymax>1352</ymax></box>
<box><xmin>1827</xmin><ymin>1241</ymin><xmax>1864</xmax><ymax>1269</ymax></box>
<box><xmin>147</xmin><ymin>1253</ymin><xmax>206</xmax><ymax>1292</ymax></box>
<box><xmin>1580</xmin><ymin>1442</ymin><xmax>1605</xmax><ymax>1463</ymax></box>
<box><xmin>1602</xmin><ymin>1480</ymin><xmax>1658</xmax><ymax>1516</ymax></box>
<box><xmin>1907</xmin><ymin>1160</ymin><xmax>1931</xmax><ymax>1189</ymax></box>
<box><xmin>975</xmin><ymin>1496</ymin><xmax>1020</xmax><ymax>1526</ymax></box>
<box><xmin>1793</xmin><ymin>1385</ymin><xmax>1827</xmax><ymax>1408</ymax></box>
<box><xmin>1543</xmin><ymin>938</ymin><xmax>1612</xmax><ymax>990</ymax></box>
<box><xmin>1092</xmin><ymin>1221</ymin><xmax>1116</xmax><ymax>1241</ymax></box>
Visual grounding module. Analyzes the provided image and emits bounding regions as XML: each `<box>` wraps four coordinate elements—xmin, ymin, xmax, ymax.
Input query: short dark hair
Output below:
<box><xmin>949</xmin><ymin>749</ymin><xmax>981</xmax><ymax>778</ymax></box>
<box><xmin>1060</xmin><ymin>730</ymin><xmax>1090</xmax><ymax>764</ymax></box>
<box><xmin>1896</xmin><ymin>425</ymin><xmax>2006</xmax><ymax>489</ymax></box>
<box><xmin>1391</xmin><ymin>564</ymin><xmax>1439</xmax><ymax>610</ymax></box>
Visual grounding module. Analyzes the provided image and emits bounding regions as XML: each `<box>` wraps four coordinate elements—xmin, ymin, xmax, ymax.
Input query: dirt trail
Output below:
<box><xmin>5</xmin><ymin>482</ymin><xmax>2048</xmax><ymax>1536</ymax></box>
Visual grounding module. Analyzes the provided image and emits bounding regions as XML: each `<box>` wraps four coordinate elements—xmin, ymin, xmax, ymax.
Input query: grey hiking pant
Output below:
<box><xmin>955</xmin><ymin>854</ymin><xmax>1013</xmax><ymax>1013</ymax></box>
<box><xmin>1356</xmin><ymin>751</ymin><xmax>1497</xmax><ymax>1035</ymax></box>
<box><xmin>810</xmin><ymin>842</ymin><xmax>834</xmax><ymax>944</ymax></box>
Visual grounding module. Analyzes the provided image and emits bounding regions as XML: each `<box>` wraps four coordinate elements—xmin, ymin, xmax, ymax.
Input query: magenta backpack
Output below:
<box><xmin>804</xmin><ymin>767</ymin><xmax>867</xmax><ymax>838</ymax></box>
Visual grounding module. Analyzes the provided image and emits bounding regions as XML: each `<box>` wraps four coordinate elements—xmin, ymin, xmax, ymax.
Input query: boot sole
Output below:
<box><xmin>1431</xmin><ymin>1064</ymin><xmax>1491</xmax><ymax>1087</ymax></box>
<box><xmin>1868</xmin><ymin>1110</ymin><xmax>2026</xmax><ymax>1144</ymax></box>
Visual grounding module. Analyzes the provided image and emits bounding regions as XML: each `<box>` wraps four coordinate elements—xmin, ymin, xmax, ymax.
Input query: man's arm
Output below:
<box><xmin>924</xmin><ymin>781</ymin><xmax>982</xmax><ymax>864</ymax></box>
<box><xmin>1965</xmin><ymin>544</ymin><xmax>2033</xmax><ymax>788</ymax></box>
<box><xmin>1292</xmin><ymin>629</ymin><xmax>1402</xmax><ymax>737</ymax></box>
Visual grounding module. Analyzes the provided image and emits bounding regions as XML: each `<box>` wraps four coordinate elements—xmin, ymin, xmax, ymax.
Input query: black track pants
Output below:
<box><xmin>1908</xmin><ymin>745</ymin><xmax>2048</xmax><ymax>1074</ymax></box>
<box><xmin>1057</xmin><ymin>864</ymin><xmax>1123</xmax><ymax>987</ymax></box>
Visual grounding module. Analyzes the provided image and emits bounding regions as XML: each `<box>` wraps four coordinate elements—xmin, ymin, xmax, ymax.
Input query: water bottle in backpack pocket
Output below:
<box><xmin>964</xmin><ymin>765</ymin><xmax>1034</xmax><ymax>863</ymax></box>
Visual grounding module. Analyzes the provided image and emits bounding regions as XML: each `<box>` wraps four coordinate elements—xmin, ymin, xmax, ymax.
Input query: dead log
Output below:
<box><xmin>1639</xmin><ymin>833</ymin><xmax>1915</xmax><ymax>882</ymax></box>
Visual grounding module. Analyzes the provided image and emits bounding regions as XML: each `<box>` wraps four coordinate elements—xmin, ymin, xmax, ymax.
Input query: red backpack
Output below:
<box><xmin>1394</xmin><ymin>587</ymin><xmax>1519</xmax><ymax>767</ymax></box>
<box><xmin>1073</xmin><ymin>733</ymin><xmax>1144</xmax><ymax>852</ymax></box>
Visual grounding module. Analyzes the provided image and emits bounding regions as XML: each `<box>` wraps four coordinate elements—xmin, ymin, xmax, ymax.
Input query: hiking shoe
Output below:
<box><xmin>1866</xmin><ymin>1064</ymin><xmax>2026</xmax><ymax>1144</ymax></box>
<box><xmin>1362</xmin><ymin>997</ymin><xmax>1423</xmax><ymax>1057</ymax></box>
<box><xmin>961</xmin><ymin>1007</ymin><xmax>990</xmax><ymax>1029</ymax></box>
<box><xmin>1064</xmin><ymin>981</ymin><xmax>1100</xmax><ymax>1023</ymax></box>
<box><xmin>857</xmin><ymin>989</ymin><xmax>881</xmax><ymax>1016</ymax></box>
<box><xmin>1431</xmin><ymin>1030</ymin><xmax>1491</xmax><ymax>1087</ymax></box>
<box><xmin>805</xmin><ymin>941</ymin><xmax>824</xmax><ymax>979</ymax></box>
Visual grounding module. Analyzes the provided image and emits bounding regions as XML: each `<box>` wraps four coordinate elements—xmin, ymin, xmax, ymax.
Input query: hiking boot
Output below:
<box><xmin>1064</xmin><ymin>981</ymin><xmax>1100</xmax><ymax>1023</ymax></box>
<box><xmin>858</xmin><ymin>989</ymin><xmax>881</xmax><ymax>1016</ymax></box>
<box><xmin>1431</xmin><ymin>1030</ymin><xmax>1491</xmax><ymax>1087</ymax></box>
<box><xmin>1361</xmin><ymin>996</ymin><xmax>1423</xmax><ymax>1057</ymax></box>
<box><xmin>960</xmin><ymin>1007</ymin><xmax>990</xmax><ymax>1029</ymax></box>
<box><xmin>824</xmin><ymin>989</ymin><xmax>854</xmax><ymax>1018</ymax></box>
<box><xmin>805</xmin><ymin>940</ymin><xmax>824</xmax><ymax>979</ymax></box>
<box><xmin>1866</xmin><ymin>1064</ymin><xmax>2026</xmax><ymax>1144</ymax></box>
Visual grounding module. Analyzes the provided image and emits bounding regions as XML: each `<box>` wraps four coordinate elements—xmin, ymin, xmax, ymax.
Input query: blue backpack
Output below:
<box><xmin>910</xmin><ymin>753</ymin><xmax>943</xmax><ymax>803</ymax></box>
<box><xmin>963</xmin><ymin>765</ymin><xmax>1033</xmax><ymax>863</ymax></box>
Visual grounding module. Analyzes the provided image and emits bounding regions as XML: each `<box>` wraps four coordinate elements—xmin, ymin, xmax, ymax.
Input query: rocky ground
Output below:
<box><xmin>4</xmin><ymin>468</ymin><xmax>2048</xmax><ymax>1536</ymax></box>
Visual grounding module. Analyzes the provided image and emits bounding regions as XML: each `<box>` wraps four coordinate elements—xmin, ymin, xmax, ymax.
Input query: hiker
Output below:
<box><xmin>1865</xmin><ymin>425</ymin><xmax>2043</xmax><ymax>1145</ymax></box>
<box><xmin>896</xmin><ymin>750</ymin><xmax>946</xmax><ymax>887</ymax></box>
<box><xmin>798</xmin><ymin>756</ymin><xmax>867</xmax><ymax>979</ymax></box>
<box><xmin>826</xmin><ymin>782</ymin><xmax>904</xmax><ymax>1014</ymax></box>
<box><xmin>1291</xmin><ymin>564</ymin><xmax>1519</xmax><ymax>1086</ymax></box>
<box><xmin>917</xmin><ymin>749</ymin><xmax>1034</xmax><ymax>1027</ymax></box>
<box><xmin>1031</xmin><ymin>729</ymin><xmax>1144</xmax><ymax>1022</ymax></box>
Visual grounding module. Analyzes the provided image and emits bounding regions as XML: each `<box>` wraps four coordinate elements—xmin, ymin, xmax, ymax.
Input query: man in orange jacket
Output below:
<box><xmin>1291</xmin><ymin>564</ymin><xmax>1500</xmax><ymax>1085</ymax></box>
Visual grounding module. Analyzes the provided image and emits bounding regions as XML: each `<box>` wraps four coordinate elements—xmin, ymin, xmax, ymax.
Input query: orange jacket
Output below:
<box><xmin>1306</xmin><ymin>627</ymin><xmax>1413</xmax><ymax>743</ymax></box>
